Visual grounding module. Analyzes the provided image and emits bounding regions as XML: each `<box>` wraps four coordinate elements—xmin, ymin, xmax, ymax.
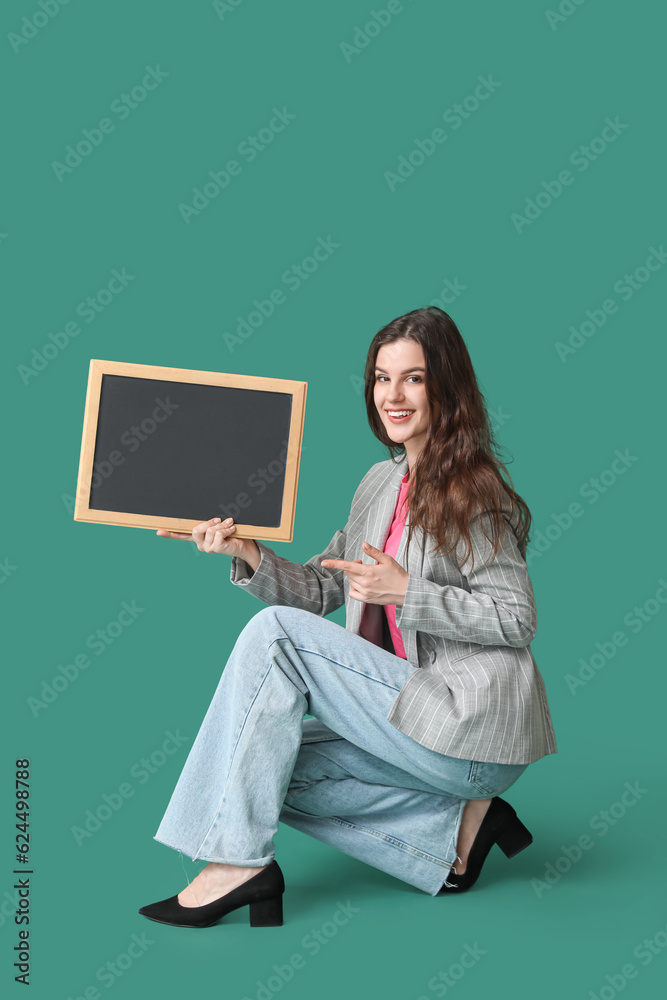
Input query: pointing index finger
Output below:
<box><xmin>321</xmin><ymin>558</ymin><xmax>363</xmax><ymax>571</ymax></box>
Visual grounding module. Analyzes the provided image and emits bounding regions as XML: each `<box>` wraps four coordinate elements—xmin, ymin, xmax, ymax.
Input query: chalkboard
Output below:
<box><xmin>74</xmin><ymin>359</ymin><xmax>307</xmax><ymax>542</ymax></box>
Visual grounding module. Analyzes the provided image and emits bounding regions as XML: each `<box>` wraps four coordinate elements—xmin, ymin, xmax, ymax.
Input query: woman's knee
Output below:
<box><xmin>244</xmin><ymin>605</ymin><xmax>316</xmax><ymax>636</ymax></box>
<box><xmin>233</xmin><ymin>607</ymin><xmax>309</xmax><ymax>656</ymax></box>
<box><xmin>238</xmin><ymin>605</ymin><xmax>280</xmax><ymax>637</ymax></box>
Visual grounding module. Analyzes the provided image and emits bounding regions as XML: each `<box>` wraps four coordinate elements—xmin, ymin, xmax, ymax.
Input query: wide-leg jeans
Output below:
<box><xmin>154</xmin><ymin>606</ymin><xmax>528</xmax><ymax>896</ymax></box>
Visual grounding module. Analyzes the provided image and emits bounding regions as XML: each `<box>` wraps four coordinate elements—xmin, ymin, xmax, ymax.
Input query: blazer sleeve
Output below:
<box><xmin>395</xmin><ymin>505</ymin><xmax>537</xmax><ymax>647</ymax></box>
<box><xmin>229</xmin><ymin>526</ymin><xmax>349</xmax><ymax>617</ymax></box>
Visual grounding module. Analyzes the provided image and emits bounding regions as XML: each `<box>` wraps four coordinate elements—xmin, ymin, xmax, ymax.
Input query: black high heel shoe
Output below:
<box><xmin>438</xmin><ymin>797</ymin><xmax>533</xmax><ymax>894</ymax></box>
<box><xmin>138</xmin><ymin>859</ymin><xmax>285</xmax><ymax>927</ymax></box>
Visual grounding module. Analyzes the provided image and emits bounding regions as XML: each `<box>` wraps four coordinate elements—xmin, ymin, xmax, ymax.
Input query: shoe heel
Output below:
<box><xmin>249</xmin><ymin>895</ymin><xmax>283</xmax><ymax>927</ymax></box>
<box><xmin>496</xmin><ymin>814</ymin><xmax>533</xmax><ymax>858</ymax></box>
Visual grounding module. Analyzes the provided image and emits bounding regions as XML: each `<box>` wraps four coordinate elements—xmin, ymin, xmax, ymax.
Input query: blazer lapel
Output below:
<box><xmin>361</xmin><ymin>454</ymin><xmax>410</xmax><ymax>557</ymax></box>
<box><xmin>391</xmin><ymin>461</ymin><xmax>425</xmax><ymax>666</ymax></box>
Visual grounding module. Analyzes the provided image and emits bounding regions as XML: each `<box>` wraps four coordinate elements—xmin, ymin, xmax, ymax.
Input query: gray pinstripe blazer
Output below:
<box><xmin>230</xmin><ymin>452</ymin><xmax>557</xmax><ymax>765</ymax></box>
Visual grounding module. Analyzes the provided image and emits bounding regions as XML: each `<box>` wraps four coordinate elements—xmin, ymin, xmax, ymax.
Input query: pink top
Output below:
<box><xmin>382</xmin><ymin>471</ymin><xmax>410</xmax><ymax>658</ymax></box>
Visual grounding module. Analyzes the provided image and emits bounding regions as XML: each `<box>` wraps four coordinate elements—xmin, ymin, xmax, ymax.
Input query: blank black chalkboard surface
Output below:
<box><xmin>74</xmin><ymin>359</ymin><xmax>307</xmax><ymax>542</ymax></box>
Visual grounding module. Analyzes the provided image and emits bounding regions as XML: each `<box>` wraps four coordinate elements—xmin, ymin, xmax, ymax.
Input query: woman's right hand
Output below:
<box><xmin>157</xmin><ymin>517</ymin><xmax>255</xmax><ymax>560</ymax></box>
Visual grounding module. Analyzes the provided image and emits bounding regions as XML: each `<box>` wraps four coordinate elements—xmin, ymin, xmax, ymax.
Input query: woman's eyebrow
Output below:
<box><xmin>374</xmin><ymin>366</ymin><xmax>425</xmax><ymax>374</ymax></box>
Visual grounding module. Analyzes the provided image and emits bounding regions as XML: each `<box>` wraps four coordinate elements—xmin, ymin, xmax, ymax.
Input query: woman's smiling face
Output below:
<box><xmin>374</xmin><ymin>339</ymin><xmax>432</xmax><ymax>466</ymax></box>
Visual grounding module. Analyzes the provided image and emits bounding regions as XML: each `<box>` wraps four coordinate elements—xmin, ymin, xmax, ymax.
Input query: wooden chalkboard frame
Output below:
<box><xmin>73</xmin><ymin>359</ymin><xmax>307</xmax><ymax>542</ymax></box>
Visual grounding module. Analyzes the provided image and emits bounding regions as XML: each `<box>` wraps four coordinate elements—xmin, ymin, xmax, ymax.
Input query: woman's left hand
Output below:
<box><xmin>322</xmin><ymin>542</ymin><xmax>409</xmax><ymax>606</ymax></box>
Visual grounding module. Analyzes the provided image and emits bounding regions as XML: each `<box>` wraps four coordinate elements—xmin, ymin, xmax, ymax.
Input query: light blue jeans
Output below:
<box><xmin>154</xmin><ymin>606</ymin><xmax>528</xmax><ymax>896</ymax></box>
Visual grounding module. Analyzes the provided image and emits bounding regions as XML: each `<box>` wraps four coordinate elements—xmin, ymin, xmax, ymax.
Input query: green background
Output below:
<box><xmin>3</xmin><ymin>0</ymin><xmax>666</xmax><ymax>997</ymax></box>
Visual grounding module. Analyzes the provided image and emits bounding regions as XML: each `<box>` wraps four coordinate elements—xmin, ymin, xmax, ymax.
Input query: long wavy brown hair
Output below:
<box><xmin>363</xmin><ymin>306</ymin><xmax>532</xmax><ymax>572</ymax></box>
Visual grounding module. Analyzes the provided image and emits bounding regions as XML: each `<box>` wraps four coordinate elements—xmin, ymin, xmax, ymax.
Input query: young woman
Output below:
<box><xmin>138</xmin><ymin>306</ymin><xmax>557</xmax><ymax>929</ymax></box>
